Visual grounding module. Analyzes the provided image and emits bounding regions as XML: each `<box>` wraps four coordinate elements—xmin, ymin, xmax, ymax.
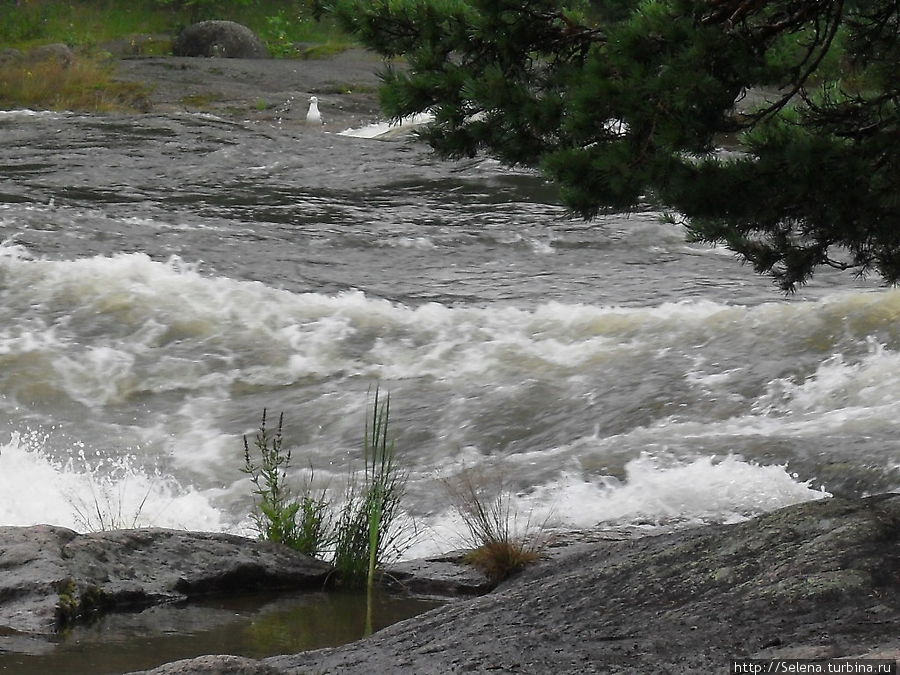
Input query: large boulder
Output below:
<box><xmin>0</xmin><ymin>47</ymin><xmax>24</xmax><ymax>65</ymax></box>
<box><xmin>26</xmin><ymin>43</ymin><xmax>75</xmax><ymax>67</ymax></box>
<box><xmin>172</xmin><ymin>21</ymin><xmax>270</xmax><ymax>59</ymax></box>
<box><xmin>0</xmin><ymin>526</ymin><xmax>331</xmax><ymax>637</ymax></box>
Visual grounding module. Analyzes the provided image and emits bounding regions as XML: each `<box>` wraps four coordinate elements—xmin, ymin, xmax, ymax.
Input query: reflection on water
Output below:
<box><xmin>0</xmin><ymin>589</ymin><xmax>443</xmax><ymax>675</ymax></box>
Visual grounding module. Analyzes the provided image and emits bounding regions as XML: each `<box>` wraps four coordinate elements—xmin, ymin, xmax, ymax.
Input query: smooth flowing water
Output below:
<box><xmin>1</xmin><ymin>108</ymin><xmax>898</xmax><ymax>559</ymax></box>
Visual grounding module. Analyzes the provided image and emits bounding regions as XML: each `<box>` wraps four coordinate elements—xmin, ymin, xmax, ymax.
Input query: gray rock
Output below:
<box><xmin>0</xmin><ymin>47</ymin><xmax>24</xmax><ymax>65</ymax></box>
<box><xmin>26</xmin><ymin>43</ymin><xmax>75</xmax><ymax>66</ymax></box>
<box><xmin>0</xmin><ymin>525</ymin><xmax>78</xmax><ymax>636</ymax></box>
<box><xmin>129</xmin><ymin>654</ymin><xmax>282</xmax><ymax>675</ymax></box>
<box><xmin>384</xmin><ymin>551</ymin><xmax>495</xmax><ymax>596</ymax></box>
<box><xmin>17</xmin><ymin>495</ymin><xmax>900</xmax><ymax>674</ymax></box>
<box><xmin>172</xmin><ymin>21</ymin><xmax>270</xmax><ymax>59</ymax></box>
<box><xmin>0</xmin><ymin>526</ymin><xmax>331</xmax><ymax>637</ymax></box>
<box><xmin>262</xmin><ymin>494</ymin><xmax>900</xmax><ymax>673</ymax></box>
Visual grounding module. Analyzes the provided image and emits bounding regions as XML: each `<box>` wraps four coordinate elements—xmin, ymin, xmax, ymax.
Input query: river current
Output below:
<box><xmin>1</xmin><ymin>108</ymin><xmax>898</xmax><ymax>556</ymax></box>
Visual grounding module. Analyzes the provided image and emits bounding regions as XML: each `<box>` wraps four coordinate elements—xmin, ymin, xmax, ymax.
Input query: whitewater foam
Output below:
<box><xmin>0</xmin><ymin>429</ymin><xmax>227</xmax><ymax>532</ymax></box>
<box><xmin>404</xmin><ymin>453</ymin><xmax>829</xmax><ymax>558</ymax></box>
<box><xmin>339</xmin><ymin>112</ymin><xmax>435</xmax><ymax>139</ymax></box>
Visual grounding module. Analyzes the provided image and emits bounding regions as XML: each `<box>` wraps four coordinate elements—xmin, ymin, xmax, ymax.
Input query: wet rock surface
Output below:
<box><xmin>384</xmin><ymin>552</ymin><xmax>496</xmax><ymax>597</ymax></box>
<box><xmin>130</xmin><ymin>655</ymin><xmax>282</xmax><ymax>675</ymax></box>
<box><xmin>111</xmin><ymin>49</ymin><xmax>387</xmax><ymax>131</ymax></box>
<box><xmin>0</xmin><ymin>527</ymin><xmax>331</xmax><ymax>639</ymax></box>
<box><xmin>134</xmin><ymin>494</ymin><xmax>898</xmax><ymax>673</ymax></box>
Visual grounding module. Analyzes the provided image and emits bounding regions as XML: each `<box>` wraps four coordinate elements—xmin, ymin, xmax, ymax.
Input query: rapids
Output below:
<box><xmin>1</xmin><ymin>109</ymin><xmax>897</xmax><ymax>557</ymax></box>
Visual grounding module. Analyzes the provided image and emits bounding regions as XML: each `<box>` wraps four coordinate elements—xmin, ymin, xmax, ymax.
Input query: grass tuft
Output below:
<box><xmin>444</xmin><ymin>468</ymin><xmax>548</xmax><ymax>583</ymax></box>
<box><xmin>0</xmin><ymin>54</ymin><xmax>152</xmax><ymax>112</ymax></box>
<box><xmin>465</xmin><ymin>539</ymin><xmax>541</xmax><ymax>583</ymax></box>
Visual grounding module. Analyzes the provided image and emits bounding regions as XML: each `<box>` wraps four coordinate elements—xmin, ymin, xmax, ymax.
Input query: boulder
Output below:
<box><xmin>26</xmin><ymin>43</ymin><xmax>75</xmax><ymax>67</ymax></box>
<box><xmin>0</xmin><ymin>526</ymin><xmax>331</xmax><ymax>638</ymax></box>
<box><xmin>172</xmin><ymin>21</ymin><xmax>270</xmax><ymax>59</ymax></box>
<box><xmin>0</xmin><ymin>47</ymin><xmax>24</xmax><ymax>65</ymax></box>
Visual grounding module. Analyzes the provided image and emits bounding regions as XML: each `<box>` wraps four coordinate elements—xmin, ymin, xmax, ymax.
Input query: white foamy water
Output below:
<box><xmin>404</xmin><ymin>453</ymin><xmax>831</xmax><ymax>558</ymax></box>
<box><xmin>0</xmin><ymin>430</ymin><xmax>226</xmax><ymax>532</ymax></box>
<box><xmin>1</xmin><ymin>110</ymin><xmax>897</xmax><ymax>554</ymax></box>
<box><xmin>339</xmin><ymin>112</ymin><xmax>435</xmax><ymax>139</ymax></box>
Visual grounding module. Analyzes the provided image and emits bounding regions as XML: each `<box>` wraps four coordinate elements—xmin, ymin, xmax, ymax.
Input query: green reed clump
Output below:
<box><xmin>332</xmin><ymin>387</ymin><xmax>408</xmax><ymax>589</ymax></box>
<box><xmin>242</xmin><ymin>409</ymin><xmax>330</xmax><ymax>558</ymax></box>
<box><xmin>242</xmin><ymin>388</ymin><xmax>410</xmax><ymax>589</ymax></box>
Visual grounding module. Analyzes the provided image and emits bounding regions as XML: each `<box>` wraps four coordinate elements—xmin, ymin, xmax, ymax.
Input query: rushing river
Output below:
<box><xmin>1</xmin><ymin>108</ymin><xmax>898</xmax><ymax>557</ymax></box>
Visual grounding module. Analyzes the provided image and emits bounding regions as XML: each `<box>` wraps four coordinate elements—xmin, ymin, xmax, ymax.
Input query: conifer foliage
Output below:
<box><xmin>326</xmin><ymin>0</ymin><xmax>898</xmax><ymax>290</ymax></box>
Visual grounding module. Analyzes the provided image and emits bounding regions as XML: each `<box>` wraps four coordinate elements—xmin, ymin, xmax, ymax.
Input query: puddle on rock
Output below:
<box><xmin>0</xmin><ymin>589</ymin><xmax>444</xmax><ymax>675</ymax></box>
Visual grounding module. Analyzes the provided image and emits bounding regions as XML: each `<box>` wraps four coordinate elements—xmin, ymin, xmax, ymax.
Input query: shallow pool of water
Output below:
<box><xmin>0</xmin><ymin>589</ymin><xmax>443</xmax><ymax>674</ymax></box>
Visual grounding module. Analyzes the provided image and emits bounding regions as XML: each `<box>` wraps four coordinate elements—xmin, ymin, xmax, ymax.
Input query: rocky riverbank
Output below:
<box><xmin>2</xmin><ymin>495</ymin><xmax>897</xmax><ymax>673</ymax></box>
<box><xmin>140</xmin><ymin>494</ymin><xmax>900</xmax><ymax>674</ymax></box>
<box><xmin>110</xmin><ymin>47</ymin><xmax>388</xmax><ymax>132</ymax></box>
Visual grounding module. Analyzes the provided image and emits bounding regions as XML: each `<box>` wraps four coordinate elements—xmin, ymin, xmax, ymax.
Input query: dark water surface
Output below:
<box><xmin>0</xmin><ymin>589</ymin><xmax>441</xmax><ymax>674</ymax></box>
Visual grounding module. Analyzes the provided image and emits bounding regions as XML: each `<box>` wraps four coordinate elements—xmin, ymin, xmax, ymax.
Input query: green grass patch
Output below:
<box><xmin>297</xmin><ymin>41</ymin><xmax>352</xmax><ymax>60</ymax></box>
<box><xmin>0</xmin><ymin>1</ymin><xmax>178</xmax><ymax>50</ymax></box>
<box><xmin>0</xmin><ymin>1</ymin><xmax>355</xmax><ymax>58</ymax></box>
<box><xmin>179</xmin><ymin>91</ymin><xmax>224</xmax><ymax>107</ymax></box>
<box><xmin>0</xmin><ymin>54</ymin><xmax>152</xmax><ymax>112</ymax></box>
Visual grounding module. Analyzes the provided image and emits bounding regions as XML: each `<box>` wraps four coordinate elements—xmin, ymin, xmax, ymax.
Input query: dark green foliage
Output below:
<box><xmin>326</xmin><ymin>0</ymin><xmax>899</xmax><ymax>290</ymax></box>
<box><xmin>153</xmin><ymin>0</ymin><xmax>257</xmax><ymax>23</ymax></box>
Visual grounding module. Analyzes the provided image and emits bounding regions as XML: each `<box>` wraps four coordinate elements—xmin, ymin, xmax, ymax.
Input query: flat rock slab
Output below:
<box><xmin>111</xmin><ymin>49</ymin><xmax>387</xmax><ymax>131</ymax></box>
<box><xmin>0</xmin><ymin>526</ymin><xmax>331</xmax><ymax>639</ymax></box>
<box><xmin>131</xmin><ymin>655</ymin><xmax>282</xmax><ymax>675</ymax></box>
<box><xmin>385</xmin><ymin>553</ymin><xmax>494</xmax><ymax>597</ymax></box>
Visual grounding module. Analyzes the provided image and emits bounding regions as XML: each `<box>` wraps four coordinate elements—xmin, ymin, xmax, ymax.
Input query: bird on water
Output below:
<box><xmin>306</xmin><ymin>96</ymin><xmax>323</xmax><ymax>125</ymax></box>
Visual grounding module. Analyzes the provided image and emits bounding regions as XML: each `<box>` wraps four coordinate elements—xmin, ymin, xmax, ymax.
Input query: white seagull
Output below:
<box><xmin>306</xmin><ymin>96</ymin><xmax>323</xmax><ymax>125</ymax></box>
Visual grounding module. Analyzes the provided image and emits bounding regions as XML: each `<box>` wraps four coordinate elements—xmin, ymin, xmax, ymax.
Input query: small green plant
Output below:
<box><xmin>261</xmin><ymin>11</ymin><xmax>300</xmax><ymax>58</ymax></box>
<box><xmin>242</xmin><ymin>409</ymin><xmax>330</xmax><ymax>558</ymax></box>
<box><xmin>332</xmin><ymin>387</ymin><xmax>408</xmax><ymax>589</ymax></box>
<box><xmin>242</xmin><ymin>389</ymin><xmax>412</xmax><ymax>596</ymax></box>
<box><xmin>444</xmin><ymin>468</ymin><xmax>547</xmax><ymax>583</ymax></box>
<box><xmin>55</xmin><ymin>578</ymin><xmax>109</xmax><ymax>629</ymax></box>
